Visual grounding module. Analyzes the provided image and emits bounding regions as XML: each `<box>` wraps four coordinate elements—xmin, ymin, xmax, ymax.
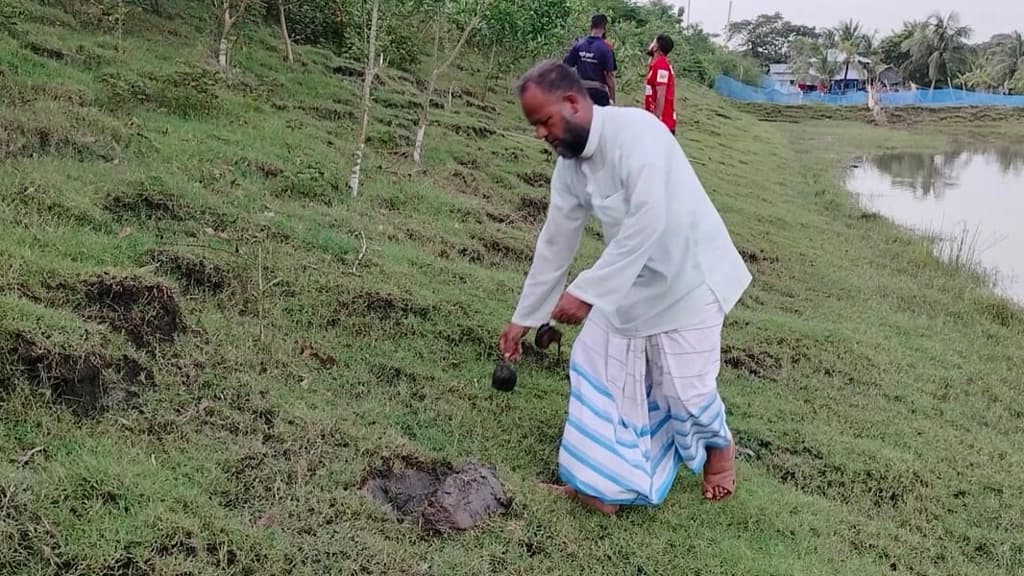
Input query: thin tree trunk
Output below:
<box><xmin>348</xmin><ymin>0</ymin><xmax>381</xmax><ymax>197</ymax></box>
<box><xmin>413</xmin><ymin>16</ymin><xmax>442</xmax><ymax>167</ymax></box>
<box><xmin>218</xmin><ymin>4</ymin><xmax>232</xmax><ymax>70</ymax></box>
<box><xmin>842</xmin><ymin>61</ymin><xmax>850</xmax><ymax>94</ymax></box>
<box><xmin>216</xmin><ymin>0</ymin><xmax>250</xmax><ymax>71</ymax></box>
<box><xmin>481</xmin><ymin>46</ymin><xmax>496</xmax><ymax>104</ymax></box>
<box><xmin>278</xmin><ymin>0</ymin><xmax>293</xmax><ymax>65</ymax></box>
<box><xmin>413</xmin><ymin>8</ymin><xmax>483</xmax><ymax>167</ymax></box>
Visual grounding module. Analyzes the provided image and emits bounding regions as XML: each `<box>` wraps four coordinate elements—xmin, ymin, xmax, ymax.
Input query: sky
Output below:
<box><xmin>669</xmin><ymin>0</ymin><xmax>1022</xmax><ymax>42</ymax></box>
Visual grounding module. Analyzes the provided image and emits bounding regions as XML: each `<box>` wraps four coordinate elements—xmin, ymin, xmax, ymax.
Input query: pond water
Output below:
<box><xmin>845</xmin><ymin>144</ymin><xmax>1024</xmax><ymax>305</ymax></box>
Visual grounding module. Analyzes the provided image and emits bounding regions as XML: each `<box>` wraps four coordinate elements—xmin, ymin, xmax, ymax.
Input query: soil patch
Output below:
<box><xmin>459</xmin><ymin>234</ymin><xmax>532</xmax><ymax>269</ymax></box>
<box><xmin>244</xmin><ymin>158</ymin><xmax>284</xmax><ymax>179</ymax></box>
<box><xmin>331</xmin><ymin>61</ymin><xmax>363</xmax><ymax>78</ymax></box>
<box><xmin>330</xmin><ymin>289</ymin><xmax>432</xmax><ymax>327</ymax></box>
<box><xmin>517</xmin><ymin>196</ymin><xmax>548</xmax><ymax>222</ymax></box>
<box><xmin>443</xmin><ymin>121</ymin><xmax>496</xmax><ymax>139</ymax></box>
<box><xmin>6</xmin><ymin>332</ymin><xmax>153</xmax><ymax>417</ymax></box>
<box><xmin>447</xmin><ymin>166</ymin><xmax>491</xmax><ymax>199</ymax></box>
<box><xmin>361</xmin><ymin>455</ymin><xmax>508</xmax><ymax>534</ymax></box>
<box><xmin>25</xmin><ymin>40</ymin><xmax>70</xmax><ymax>62</ymax></box>
<box><xmin>721</xmin><ymin>343</ymin><xmax>782</xmax><ymax>379</ymax></box>
<box><xmin>104</xmin><ymin>187</ymin><xmax>183</xmax><ymax>222</ymax></box>
<box><xmin>147</xmin><ymin>248</ymin><xmax>230</xmax><ymax>294</ymax></box>
<box><xmin>738</xmin><ymin>246</ymin><xmax>781</xmax><ymax>276</ymax></box>
<box><xmin>298</xmin><ymin>340</ymin><xmax>337</xmax><ymax>369</ymax></box>
<box><xmin>518</xmin><ymin>171</ymin><xmax>550</xmax><ymax>189</ymax></box>
<box><xmin>305</xmin><ymin>103</ymin><xmax>358</xmax><ymax>124</ymax></box>
<box><xmin>82</xmin><ymin>273</ymin><xmax>185</xmax><ymax>349</ymax></box>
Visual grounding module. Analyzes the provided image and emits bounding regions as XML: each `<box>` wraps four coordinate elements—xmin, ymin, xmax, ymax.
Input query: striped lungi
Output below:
<box><xmin>557</xmin><ymin>286</ymin><xmax>732</xmax><ymax>506</ymax></box>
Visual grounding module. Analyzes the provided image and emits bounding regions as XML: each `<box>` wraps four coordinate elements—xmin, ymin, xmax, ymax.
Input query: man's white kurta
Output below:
<box><xmin>511</xmin><ymin>105</ymin><xmax>751</xmax><ymax>336</ymax></box>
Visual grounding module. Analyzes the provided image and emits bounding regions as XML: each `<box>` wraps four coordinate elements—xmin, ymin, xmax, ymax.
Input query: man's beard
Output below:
<box><xmin>555</xmin><ymin>117</ymin><xmax>590</xmax><ymax>159</ymax></box>
<box><xmin>646</xmin><ymin>47</ymin><xmax>655</xmax><ymax>57</ymax></box>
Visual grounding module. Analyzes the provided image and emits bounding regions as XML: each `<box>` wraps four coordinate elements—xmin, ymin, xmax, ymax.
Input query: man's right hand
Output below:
<box><xmin>499</xmin><ymin>323</ymin><xmax>530</xmax><ymax>361</ymax></box>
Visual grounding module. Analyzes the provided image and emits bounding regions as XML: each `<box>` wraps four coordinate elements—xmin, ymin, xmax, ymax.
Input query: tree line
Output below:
<box><xmin>196</xmin><ymin>0</ymin><xmax>763</xmax><ymax>193</ymax></box>
<box><xmin>728</xmin><ymin>11</ymin><xmax>1024</xmax><ymax>93</ymax></box>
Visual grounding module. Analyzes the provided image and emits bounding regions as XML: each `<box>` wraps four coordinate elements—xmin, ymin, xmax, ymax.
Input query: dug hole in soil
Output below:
<box><xmin>361</xmin><ymin>456</ymin><xmax>508</xmax><ymax>534</ymax></box>
<box><xmin>82</xmin><ymin>272</ymin><xmax>185</xmax><ymax>349</ymax></box>
<box><xmin>7</xmin><ymin>331</ymin><xmax>153</xmax><ymax>418</ymax></box>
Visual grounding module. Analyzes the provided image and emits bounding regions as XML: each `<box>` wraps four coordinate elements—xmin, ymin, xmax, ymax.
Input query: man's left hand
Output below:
<box><xmin>551</xmin><ymin>292</ymin><xmax>591</xmax><ymax>325</ymax></box>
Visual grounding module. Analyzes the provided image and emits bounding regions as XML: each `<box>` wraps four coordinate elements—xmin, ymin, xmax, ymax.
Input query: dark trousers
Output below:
<box><xmin>587</xmin><ymin>88</ymin><xmax>610</xmax><ymax>107</ymax></box>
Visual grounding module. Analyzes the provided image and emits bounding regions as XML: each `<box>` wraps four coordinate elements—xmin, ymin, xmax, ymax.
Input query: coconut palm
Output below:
<box><xmin>789</xmin><ymin>36</ymin><xmax>842</xmax><ymax>90</ymax></box>
<box><xmin>902</xmin><ymin>11</ymin><xmax>973</xmax><ymax>89</ymax></box>
<box><xmin>987</xmin><ymin>31</ymin><xmax>1024</xmax><ymax>92</ymax></box>
<box><xmin>832</xmin><ymin>19</ymin><xmax>872</xmax><ymax>93</ymax></box>
<box><xmin>959</xmin><ymin>51</ymin><xmax>1000</xmax><ymax>91</ymax></box>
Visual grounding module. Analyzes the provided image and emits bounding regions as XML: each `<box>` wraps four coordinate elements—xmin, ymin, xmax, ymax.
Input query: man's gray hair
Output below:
<box><xmin>516</xmin><ymin>59</ymin><xmax>588</xmax><ymax>99</ymax></box>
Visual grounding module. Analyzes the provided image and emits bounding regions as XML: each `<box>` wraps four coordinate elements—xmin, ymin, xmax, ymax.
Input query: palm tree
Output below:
<box><xmin>858</xmin><ymin>34</ymin><xmax>883</xmax><ymax>85</ymax></box>
<box><xmin>902</xmin><ymin>11</ymin><xmax>973</xmax><ymax>89</ymax></box>
<box><xmin>960</xmin><ymin>51</ymin><xmax>999</xmax><ymax>91</ymax></box>
<box><xmin>832</xmin><ymin>19</ymin><xmax>872</xmax><ymax>93</ymax></box>
<box><xmin>987</xmin><ymin>31</ymin><xmax>1024</xmax><ymax>92</ymax></box>
<box><xmin>789</xmin><ymin>36</ymin><xmax>842</xmax><ymax>91</ymax></box>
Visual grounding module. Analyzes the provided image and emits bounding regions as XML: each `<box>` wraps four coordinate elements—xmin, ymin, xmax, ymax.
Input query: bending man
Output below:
<box><xmin>499</xmin><ymin>61</ymin><xmax>751</xmax><ymax>515</ymax></box>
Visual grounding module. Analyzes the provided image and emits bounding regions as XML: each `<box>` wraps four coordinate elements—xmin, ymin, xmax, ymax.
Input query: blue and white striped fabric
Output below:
<box><xmin>557</xmin><ymin>286</ymin><xmax>732</xmax><ymax>506</ymax></box>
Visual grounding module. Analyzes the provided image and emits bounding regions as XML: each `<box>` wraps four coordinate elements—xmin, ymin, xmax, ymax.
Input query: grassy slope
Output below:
<box><xmin>2</xmin><ymin>3</ymin><xmax>1024</xmax><ymax>575</ymax></box>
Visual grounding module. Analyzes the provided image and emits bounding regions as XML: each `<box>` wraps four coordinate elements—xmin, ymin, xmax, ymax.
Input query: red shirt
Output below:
<box><xmin>644</xmin><ymin>55</ymin><xmax>676</xmax><ymax>132</ymax></box>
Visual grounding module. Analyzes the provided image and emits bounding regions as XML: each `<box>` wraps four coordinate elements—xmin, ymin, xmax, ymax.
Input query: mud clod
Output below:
<box><xmin>362</xmin><ymin>456</ymin><xmax>508</xmax><ymax>534</ymax></box>
<box><xmin>83</xmin><ymin>273</ymin><xmax>185</xmax><ymax>349</ymax></box>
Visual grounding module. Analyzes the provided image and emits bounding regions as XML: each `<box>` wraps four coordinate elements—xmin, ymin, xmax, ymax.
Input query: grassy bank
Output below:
<box><xmin>3</xmin><ymin>2</ymin><xmax>1024</xmax><ymax>575</ymax></box>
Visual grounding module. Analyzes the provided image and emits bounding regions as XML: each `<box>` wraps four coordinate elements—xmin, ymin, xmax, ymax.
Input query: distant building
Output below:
<box><xmin>766</xmin><ymin>51</ymin><xmax>877</xmax><ymax>94</ymax></box>
<box><xmin>766</xmin><ymin>64</ymin><xmax>800</xmax><ymax>93</ymax></box>
<box><xmin>877</xmin><ymin>66</ymin><xmax>904</xmax><ymax>90</ymax></box>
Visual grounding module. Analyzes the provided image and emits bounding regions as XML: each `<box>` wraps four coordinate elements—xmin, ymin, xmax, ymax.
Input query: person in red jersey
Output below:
<box><xmin>644</xmin><ymin>34</ymin><xmax>677</xmax><ymax>134</ymax></box>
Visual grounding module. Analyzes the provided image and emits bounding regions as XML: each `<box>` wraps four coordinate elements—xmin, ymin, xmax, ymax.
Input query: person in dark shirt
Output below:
<box><xmin>563</xmin><ymin>14</ymin><xmax>617</xmax><ymax>106</ymax></box>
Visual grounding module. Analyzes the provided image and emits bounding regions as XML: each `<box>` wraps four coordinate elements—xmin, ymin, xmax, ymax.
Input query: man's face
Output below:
<box><xmin>646</xmin><ymin>38</ymin><xmax>658</xmax><ymax>57</ymax></box>
<box><xmin>520</xmin><ymin>85</ymin><xmax>591</xmax><ymax>159</ymax></box>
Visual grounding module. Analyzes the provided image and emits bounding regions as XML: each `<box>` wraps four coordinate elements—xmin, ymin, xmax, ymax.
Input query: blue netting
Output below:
<box><xmin>714</xmin><ymin>75</ymin><xmax>1024</xmax><ymax>107</ymax></box>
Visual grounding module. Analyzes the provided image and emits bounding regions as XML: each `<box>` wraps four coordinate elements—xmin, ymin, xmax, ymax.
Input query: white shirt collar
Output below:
<box><xmin>579</xmin><ymin>105</ymin><xmax>605</xmax><ymax>160</ymax></box>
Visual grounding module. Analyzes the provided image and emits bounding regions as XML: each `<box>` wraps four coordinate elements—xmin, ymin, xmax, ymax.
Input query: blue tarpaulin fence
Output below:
<box><xmin>714</xmin><ymin>74</ymin><xmax>1024</xmax><ymax>107</ymax></box>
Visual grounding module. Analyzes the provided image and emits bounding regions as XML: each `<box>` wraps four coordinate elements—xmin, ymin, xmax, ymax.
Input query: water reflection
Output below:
<box><xmin>867</xmin><ymin>145</ymin><xmax>1024</xmax><ymax>198</ymax></box>
<box><xmin>846</xmin><ymin>145</ymin><xmax>1024</xmax><ymax>304</ymax></box>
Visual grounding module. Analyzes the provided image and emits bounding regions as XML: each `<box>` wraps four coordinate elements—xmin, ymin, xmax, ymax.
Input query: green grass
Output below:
<box><xmin>3</xmin><ymin>2</ymin><xmax>1024</xmax><ymax>575</ymax></box>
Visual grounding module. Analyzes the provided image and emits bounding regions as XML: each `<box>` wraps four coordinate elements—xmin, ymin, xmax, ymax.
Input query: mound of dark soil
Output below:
<box><xmin>6</xmin><ymin>332</ymin><xmax>153</xmax><ymax>418</ymax></box>
<box><xmin>147</xmin><ymin>248</ymin><xmax>230</xmax><ymax>294</ymax></box>
<box><xmin>83</xmin><ymin>273</ymin><xmax>185</xmax><ymax>349</ymax></box>
<box><xmin>361</xmin><ymin>456</ymin><xmax>508</xmax><ymax>534</ymax></box>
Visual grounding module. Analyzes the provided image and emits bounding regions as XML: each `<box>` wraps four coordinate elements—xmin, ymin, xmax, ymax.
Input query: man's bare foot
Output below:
<box><xmin>538</xmin><ymin>482</ymin><xmax>620</xmax><ymax>515</ymax></box>
<box><xmin>702</xmin><ymin>443</ymin><xmax>737</xmax><ymax>501</ymax></box>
